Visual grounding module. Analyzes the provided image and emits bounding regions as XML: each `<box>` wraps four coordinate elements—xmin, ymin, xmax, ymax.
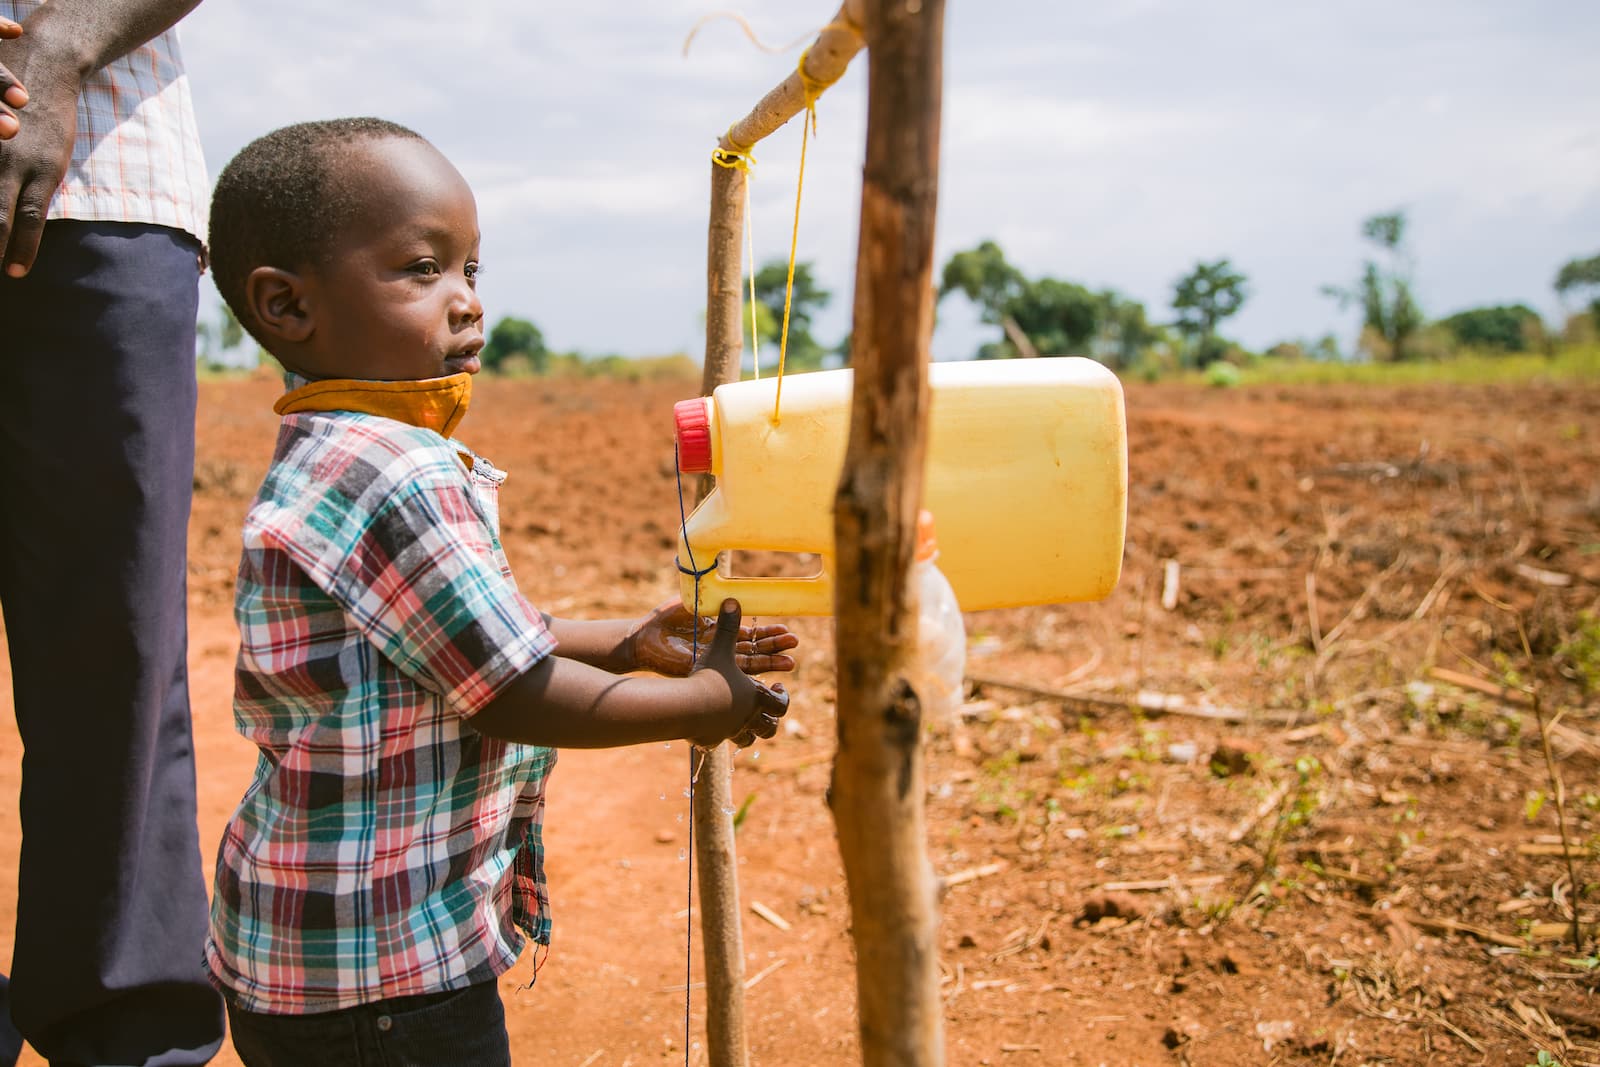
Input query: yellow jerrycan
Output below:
<box><xmin>672</xmin><ymin>356</ymin><xmax>1126</xmax><ymax>616</ymax></box>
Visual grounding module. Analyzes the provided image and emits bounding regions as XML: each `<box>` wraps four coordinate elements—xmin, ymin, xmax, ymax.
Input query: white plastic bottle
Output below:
<box><xmin>908</xmin><ymin>511</ymin><xmax>966</xmax><ymax>721</ymax></box>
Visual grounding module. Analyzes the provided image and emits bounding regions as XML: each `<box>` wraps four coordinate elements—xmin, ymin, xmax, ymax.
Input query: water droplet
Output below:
<box><xmin>676</xmin><ymin>813</ymin><xmax>684</xmax><ymax>823</ymax></box>
<box><xmin>682</xmin><ymin>788</ymin><xmax>693</xmax><ymax>798</ymax></box>
<box><xmin>751</xmin><ymin>751</ymin><xmax>760</xmax><ymax>760</ymax></box>
<box><xmin>678</xmin><ymin>849</ymin><xmax>688</xmax><ymax>861</ymax></box>
<box><xmin>659</xmin><ymin>793</ymin><xmax>667</xmax><ymax>802</ymax></box>
<box><xmin>721</xmin><ymin>807</ymin><xmax>736</xmax><ymax>816</ymax></box>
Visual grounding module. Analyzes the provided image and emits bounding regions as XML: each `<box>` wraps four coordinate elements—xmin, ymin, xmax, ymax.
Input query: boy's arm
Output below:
<box><xmin>472</xmin><ymin>600</ymin><xmax>789</xmax><ymax>749</ymax></box>
<box><xmin>0</xmin><ymin>0</ymin><xmax>204</xmax><ymax>273</ymax></box>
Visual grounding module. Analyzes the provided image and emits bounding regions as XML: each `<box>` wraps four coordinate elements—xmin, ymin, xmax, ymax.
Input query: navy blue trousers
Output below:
<box><xmin>226</xmin><ymin>983</ymin><xmax>512</xmax><ymax>1067</ymax></box>
<box><xmin>0</xmin><ymin>221</ymin><xmax>224</xmax><ymax>1066</ymax></box>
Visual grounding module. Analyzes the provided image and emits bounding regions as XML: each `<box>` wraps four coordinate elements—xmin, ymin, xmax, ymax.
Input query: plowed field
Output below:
<box><xmin>4</xmin><ymin>371</ymin><xmax>1598</xmax><ymax>1066</ymax></box>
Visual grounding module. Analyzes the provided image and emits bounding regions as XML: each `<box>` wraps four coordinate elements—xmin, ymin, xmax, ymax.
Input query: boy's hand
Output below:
<box><xmin>688</xmin><ymin>599</ymin><xmax>789</xmax><ymax>749</ymax></box>
<box><xmin>625</xmin><ymin>597</ymin><xmax>797</xmax><ymax>678</ymax></box>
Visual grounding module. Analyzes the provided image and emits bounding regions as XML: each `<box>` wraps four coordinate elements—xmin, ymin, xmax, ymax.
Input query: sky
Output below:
<box><xmin>178</xmin><ymin>1</ymin><xmax>1600</xmax><ymax>363</ymax></box>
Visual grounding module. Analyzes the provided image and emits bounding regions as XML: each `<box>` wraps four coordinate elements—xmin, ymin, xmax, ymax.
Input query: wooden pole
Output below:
<box><xmin>829</xmin><ymin>0</ymin><xmax>946</xmax><ymax>1063</ymax></box>
<box><xmin>693</xmin><ymin>6</ymin><xmax>868</xmax><ymax>1065</ymax></box>
<box><xmin>694</xmin><ymin>7</ymin><xmax>867</xmax><ymax>1064</ymax></box>
<box><xmin>692</xmin><ymin>146</ymin><xmax>753</xmax><ymax>1067</ymax></box>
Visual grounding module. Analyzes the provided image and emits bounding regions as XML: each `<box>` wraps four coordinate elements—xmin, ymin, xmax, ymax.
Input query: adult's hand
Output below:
<box><xmin>0</xmin><ymin>24</ymin><xmax>79</xmax><ymax>276</ymax></box>
<box><xmin>0</xmin><ymin>16</ymin><xmax>28</xmax><ymax>139</ymax></box>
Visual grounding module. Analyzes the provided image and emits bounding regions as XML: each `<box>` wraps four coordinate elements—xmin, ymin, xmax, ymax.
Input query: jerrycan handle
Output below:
<box><xmin>684</xmin><ymin>567</ymin><xmax>836</xmax><ymax>618</ymax></box>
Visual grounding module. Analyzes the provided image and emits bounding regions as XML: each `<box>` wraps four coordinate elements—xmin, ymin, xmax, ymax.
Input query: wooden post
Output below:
<box><xmin>693</xmin><ymin>6</ymin><xmax>866</xmax><ymax>1065</ymax></box>
<box><xmin>829</xmin><ymin>0</ymin><xmax>946</xmax><ymax>1064</ymax></box>
<box><xmin>692</xmin><ymin>145</ymin><xmax>753</xmax><ymax>1067</ymax></box>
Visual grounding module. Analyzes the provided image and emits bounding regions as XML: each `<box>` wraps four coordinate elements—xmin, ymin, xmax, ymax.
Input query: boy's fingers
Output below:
<box><xmin>706</xmin><ymin>598</ymin><xmax>741</xmax><ymax>662</ymax></box>
<box><xmin>758</xmin><ymin>681</ymin><xmax>788</xmax><ymax>718</ymax></box>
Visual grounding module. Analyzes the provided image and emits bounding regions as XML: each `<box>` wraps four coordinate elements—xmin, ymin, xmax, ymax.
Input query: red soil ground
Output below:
<box><xmin>3</xmin><ymin>371</ymin><xmax>1599</xmax><ymax>1066</ymax></box>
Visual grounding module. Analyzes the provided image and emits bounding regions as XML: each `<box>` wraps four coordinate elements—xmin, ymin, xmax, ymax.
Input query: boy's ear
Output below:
<box><xmin>245</xmin><ymin>266</ymin><xmax>314</xmax><ymax>344</ymax></box>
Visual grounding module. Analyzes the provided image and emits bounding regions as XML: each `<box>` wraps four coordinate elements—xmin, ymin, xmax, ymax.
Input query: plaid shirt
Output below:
<box><xmin>206</xmin><ymin>410</ymin><xmax>558</xmax><ymax>1014</ymax></box>
<box><xmin>1</xmin><ymin>1</ymin><xmax>209</xmax><ymax>239</ymax></box>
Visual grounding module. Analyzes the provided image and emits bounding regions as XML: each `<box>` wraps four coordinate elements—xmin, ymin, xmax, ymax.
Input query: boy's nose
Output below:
<box><xmin>451</xmin><ymin>282</ymin><xmax>483</xmax><ymax>325</ymax></box>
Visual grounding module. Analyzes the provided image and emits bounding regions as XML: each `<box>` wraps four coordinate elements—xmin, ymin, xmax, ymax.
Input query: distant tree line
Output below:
<box><xmin>198</xmin><ymin>214</ymin><xmax>1600</xmax><ymax>379</ymax></box>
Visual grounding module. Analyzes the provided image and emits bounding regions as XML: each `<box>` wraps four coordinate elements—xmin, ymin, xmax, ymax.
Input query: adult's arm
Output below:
<box><xmin>0</xmin><ymin>0</ymin><xmax>203</xmax><ymax>275</ymax></box>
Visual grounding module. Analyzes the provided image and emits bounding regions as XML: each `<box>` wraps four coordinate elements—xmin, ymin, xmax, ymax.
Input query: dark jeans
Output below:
<box><xmin>226</xmin><ymin>983</ymin><xmax>512</xmax><ymax>1067</ymax></box>
<box><xmin>0</xmin><ymin>221</ymin><xmax>224</xmax><ymax>1065</ymax></box>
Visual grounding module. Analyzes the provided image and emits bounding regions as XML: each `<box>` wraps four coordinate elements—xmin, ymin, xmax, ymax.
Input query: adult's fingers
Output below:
<box><xmin>0</xmin><ymin>64</ymin><xmax>24</xmax><ymax>136</ymax></box>
<box><xmin>3</xmin><ymin>173</ymin><xmax>51</xmax><ymax>276</ymax></box>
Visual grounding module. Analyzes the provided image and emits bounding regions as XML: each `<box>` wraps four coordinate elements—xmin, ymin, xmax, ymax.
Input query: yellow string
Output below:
<box><xmin>773</xmin><ymin>46</ymin><xmax>833</xmax><ymax>424</ymax></box>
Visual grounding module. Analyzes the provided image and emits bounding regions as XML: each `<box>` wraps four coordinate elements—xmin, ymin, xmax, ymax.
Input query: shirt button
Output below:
<box><xmin>376</xmin><ymin>1015</ymin><xmax>393</xmax><ymax>1032</ymax></box>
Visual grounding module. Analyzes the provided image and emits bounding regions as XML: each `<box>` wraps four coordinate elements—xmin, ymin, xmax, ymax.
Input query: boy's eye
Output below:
<box><xmin>408</xmin><ymin>260</ymin><xmax>441</xmax><ymax>276</ymax></box>
<box><xmin>465</xmin><ymin>262</ymin><xmax>482</xmax><ymax>281</ymax></box>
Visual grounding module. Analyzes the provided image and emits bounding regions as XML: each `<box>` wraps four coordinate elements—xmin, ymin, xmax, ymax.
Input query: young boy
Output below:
<box><xmin>203</xmin><ymin>117</ymin><xmax>796</xmax><ymax>1066</ymax></box>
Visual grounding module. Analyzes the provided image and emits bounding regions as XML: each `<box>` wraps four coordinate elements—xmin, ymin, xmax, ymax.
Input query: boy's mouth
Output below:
<box><xmin>446</xmin><ymin>343</ymin><xmax>483</xmax><ymax>374</ymax></box>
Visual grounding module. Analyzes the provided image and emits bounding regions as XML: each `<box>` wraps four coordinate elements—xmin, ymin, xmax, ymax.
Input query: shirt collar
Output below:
<box><xmin>274</xmin><ymin>372</ymin><xmax>474</xmax><ymax>439</ymax></box>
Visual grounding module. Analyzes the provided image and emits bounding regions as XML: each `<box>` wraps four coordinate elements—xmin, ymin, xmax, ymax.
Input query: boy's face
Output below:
<box><xmin>295</xmin><ymin>137</ymin><xmax>485</xmax><ymax>381</ymax></box>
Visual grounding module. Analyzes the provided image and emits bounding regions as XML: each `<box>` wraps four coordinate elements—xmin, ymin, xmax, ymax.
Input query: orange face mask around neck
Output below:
<box><xmin>273</xmin><ymin>373</ymin><xmax>474</xmax><ymax>438</ymax></box>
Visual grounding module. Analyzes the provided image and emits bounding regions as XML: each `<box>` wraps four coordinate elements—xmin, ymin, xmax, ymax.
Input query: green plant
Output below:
<box><xmin>1557</xmin><ymin>611</ymin><xmax>1600</xmax><ymax>691</ymax></box>
<box><xmin>1204</xmin><ymin>361</ymin><xmax>1241</xmax><ymax>388</ymax></box>
<box><xmin>1251</xmin><ymin>757</ymin><xmax>1326</xmax><ymax>891</ymax></box>
<box><xmin>1526</xmin><ymin>1051</ymin><xmax>1564</xmax><ymax>1067</ymax></box>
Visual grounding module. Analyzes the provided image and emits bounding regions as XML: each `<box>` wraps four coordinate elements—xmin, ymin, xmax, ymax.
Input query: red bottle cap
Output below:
<box><xmin>674</xmin><ymin>397</ymin><xmax>713</xmax><ymax>473</ymax></box>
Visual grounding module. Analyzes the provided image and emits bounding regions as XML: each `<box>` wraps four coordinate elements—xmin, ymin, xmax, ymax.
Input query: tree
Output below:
<box><xmin>939</xmin><ymin>240</ymin><xmax>1033</xmax><ymax>355</ymax></box>
<box><xmin>1090</xmin><ymin>290</ymin><xmax>1163</xmax><ymax>370</ymax></box>
<box><xmin>1000</xmin><ymin>277</ymin><xmax>1100</xmax><ymax>358</ymax></box>
<box><xmin>940</xmin><ymin>241</ymin><xmax>1151</xmax><ymax>362</ymax></box>
<box><xmin>1437</xmin><ymin>304</ymin><xmax>1544</xmax><ymax>352</ymax></box>
<box><xmin>1555</xmin><ymin>252</ymin><xmax>1600</xmax><ymax>321</ymax></box>
<box><xmin>482</xmin><ymin>315</ymin><xmax>547</xmax><ymax>374</ymax></box>
<box><xmin>750</xmin><ymin>260</ymin><xmax>831</xmax><ymax>371</ymax></box>
<box><xmin>1323</xmin><ymin>211</ymin><xmax>1424</xmax><ymax>362</ymax></box>
<box><xmin>1171</xmin><ymin>258</ymin><xmax>1247</xmax><ymax>366</ymax></box>
<box><xmin>939</xmin><ymin>240</ymin><xmax>1025</xmax><ymax>323</ymax></box>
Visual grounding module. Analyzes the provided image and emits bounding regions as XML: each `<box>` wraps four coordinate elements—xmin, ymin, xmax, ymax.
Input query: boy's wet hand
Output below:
<box><xmin>729</xmin><ymin>681</ymin><xmax>788</xmax><ymax>748</ymax></box>
<box><xmin>627</xmin><ymin>597</ymin><xmax>797</xmax><ymax>677</ymax></box>
<box><xmin>689</xmin><ymin>599</ymin><xmax>791</xmax><ymax>748</ymax></box>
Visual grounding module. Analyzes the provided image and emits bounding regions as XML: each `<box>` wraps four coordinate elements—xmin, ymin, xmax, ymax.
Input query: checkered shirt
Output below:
<box><xmin>1</xmin><ymin>1</ymin><xmax>209</xmax><ymax>239</ymax></box>
<box><xmin>206</xmin><ymin>410</ymin><xmax>558</xmax><ymax>1014</ymax></box>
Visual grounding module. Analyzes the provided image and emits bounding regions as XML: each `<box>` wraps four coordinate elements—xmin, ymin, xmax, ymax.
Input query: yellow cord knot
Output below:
<box><xmin>712</xmin><ymin>146</ymin><xmax>753</xmax><ymax>173</ymax></box>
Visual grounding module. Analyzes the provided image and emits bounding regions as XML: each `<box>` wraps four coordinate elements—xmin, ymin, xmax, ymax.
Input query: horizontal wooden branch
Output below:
<box><xmin>721</xmin><ymin>0</ymin><xmax>867</xmax><ymax>155</ymax></box>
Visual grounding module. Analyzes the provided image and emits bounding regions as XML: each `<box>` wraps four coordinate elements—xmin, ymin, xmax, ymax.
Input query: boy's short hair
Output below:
<box><xmin>209</xmin><ymin>117</ymin><xmax>426</xmax><ymax>345</ymax></box>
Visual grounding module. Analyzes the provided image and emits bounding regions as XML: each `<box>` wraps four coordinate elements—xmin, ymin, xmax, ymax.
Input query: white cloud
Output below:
<box><xmin>178</xmin><ymin>0</ymin><xmax>1600</xmax><ymax>355</ymax></box>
